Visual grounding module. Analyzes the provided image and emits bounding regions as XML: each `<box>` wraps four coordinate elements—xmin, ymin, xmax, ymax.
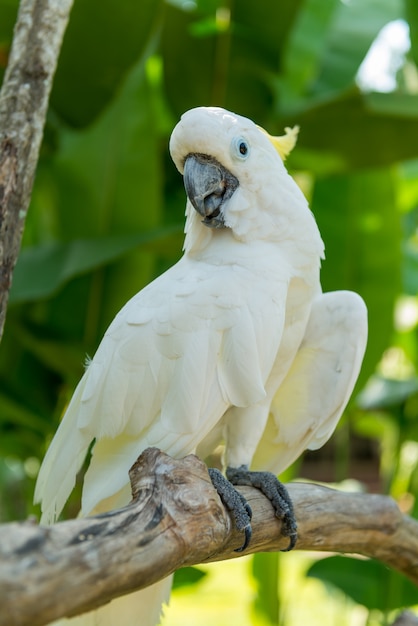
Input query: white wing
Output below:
<box><xmin>35</xmin><ymin>254</ymin><xmax>288</xmax><ymax>522</ymax></box>
<box><xmin>251</xmin><ymin>290</ymin><xmax>367</xmax><ymax>474</ymax></box>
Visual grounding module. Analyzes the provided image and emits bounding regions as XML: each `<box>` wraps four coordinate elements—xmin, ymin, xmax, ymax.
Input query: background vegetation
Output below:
<box><xmin>1</xmin><ymin>0</ymin><xmax>418</xmax><ymax>623</ymax></box>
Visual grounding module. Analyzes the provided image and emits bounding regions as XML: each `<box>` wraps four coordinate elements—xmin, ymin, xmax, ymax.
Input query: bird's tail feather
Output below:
<box><xmin>47</xmin><ymin>577</ymin><xmax>173</xmax><ymax>626</ymax></box>
<box><xmin>34</xmin><ymin>376</ymin><xmax>92</xmax><ymax>524</ymax></box>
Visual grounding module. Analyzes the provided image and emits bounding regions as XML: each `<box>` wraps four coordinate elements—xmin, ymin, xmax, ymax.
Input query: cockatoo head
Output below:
<box><xmin>169</xmin><ymin>107</ymin><xmax>323</xmax><ymax>257</ymax></box>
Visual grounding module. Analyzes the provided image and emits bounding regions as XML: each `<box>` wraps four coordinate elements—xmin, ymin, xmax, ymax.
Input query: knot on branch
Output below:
<box><xmin>127</xmin><ymin>448</ymin><xmax>231</xmax><ymax>553</ymax></box>
<box><xmin>1</xmin><ymin>448</ymin><xmax>418</xmax><ymax>626</ymax></box>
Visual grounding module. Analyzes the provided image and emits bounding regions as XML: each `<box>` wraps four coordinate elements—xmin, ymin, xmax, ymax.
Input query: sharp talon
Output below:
<box><xmin>235</xmin><ymin>523</ymin><xmax>252</xmax><ymax>553</ymax></box>
<box><xmin>209</xmin><ymin>466</ymin><xmax>297</xmax><ymax>552</ymax></box>
<box><xmin>226</xmin><ymin>466</ymin><xmax>298</xmax><ymax>551</ymax></box>
<box><xmin>208</xmin><ymin>467</ymin><xmax>253</xmax><ymax>550</ymax></box>
<box><xmin>281</xmin><ymin>531</ymin><xmax>297</xmax><ymax>552</ymax></box>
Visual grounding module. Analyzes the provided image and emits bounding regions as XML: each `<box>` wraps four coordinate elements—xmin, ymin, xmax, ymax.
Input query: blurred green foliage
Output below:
<box><xmin>1</xmin><ymin>0</ymin><xmax>418</xmax><ymax>623</ymax></box>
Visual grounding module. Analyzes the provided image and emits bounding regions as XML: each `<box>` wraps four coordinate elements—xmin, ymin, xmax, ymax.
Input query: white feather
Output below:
<box><xmin>251</xmin><ymin>291</ymin><xmax>368</xmax><ymax>474</ymax></box>
<box><xmin>35</xmin><ymin>107</ymin><xmax>366</xmax><ymax>626</ymax></box>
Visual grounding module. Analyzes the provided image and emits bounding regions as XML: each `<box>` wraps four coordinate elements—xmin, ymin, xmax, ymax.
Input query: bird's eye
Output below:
<box><xmin>231</xmin><ymin>136</ymin><xmax>250</xmax><ymax>160</ymax></box>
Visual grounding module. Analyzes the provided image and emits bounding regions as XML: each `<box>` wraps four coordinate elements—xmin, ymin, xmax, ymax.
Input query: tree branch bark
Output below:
<box><xmin>1</xmin><ymin>448</ymin><xmax>417</xmax><ymax>626</ymax></box>
<box><xmin>0</xmin><ymin>0</ymin><xmax>73</xmax><ymax>340</ymax></box>
<box><xmin>392</xmin><ymin>613</ymin><xmax>418</xmax><ymax>626</ymax></box>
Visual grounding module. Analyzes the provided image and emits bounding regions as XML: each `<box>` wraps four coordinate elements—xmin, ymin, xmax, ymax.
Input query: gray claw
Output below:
<box><xmin>208</xmin><ymin>468</ymin><xmax>253</xmax><ymax>551</ymax></box>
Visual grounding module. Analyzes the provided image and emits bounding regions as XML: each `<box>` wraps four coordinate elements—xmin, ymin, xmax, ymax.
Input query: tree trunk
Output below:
<box><xmin>0</xmin><ymin>0</ymin><xmax>73</xmax><ymax>340</ymax></box>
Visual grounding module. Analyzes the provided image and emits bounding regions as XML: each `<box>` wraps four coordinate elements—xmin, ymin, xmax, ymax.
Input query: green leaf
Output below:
<box><xmin>279</xmin><ymin>0</ymin><xmax>339</xmax><ymax>107</ymax></box>
<box><xmin>284</xmin><ymin>91</ymin><xmax>418</xmax><ymax>172</ymax></box>
<box><xmin>172</xmin><ymin>566</ymin><xmax>207</xmax><ymax>590</ymax></box>
<box><xmin>252</xmin><ymin>553</ymin><xmax>280</xmax><ymax>625</ymax></box>
<box><xmin>403</xmin><ymin>206</ymin><xmax>418</xmax><ymax>295</ymax></box>
<box><xmin>312</xmin><ymin>168</ymin><xmax>401</xmax><ymax>387</ymax></box>
<box><xmin>316</xmin><ymin>0</ymin><xmax>404</xmax><ymax>94</ymax></box>
<box><xmin>307</xmin><ymin>555</ymin><xmax>418</xmax><ymax>611</ymax></box>
<box><xmin>353</xmin><ymin>409</ymin><xmax>398</xmax><ymax>442</ymax></box>
<box><xmin>10</xmin><ymin>226</ymin><xmax>182</xmax><ymax>304</ymax></box>
<box><xmin>0</xmin><ymin>0</ymin><xmax>18</xmax><ymax>43</ymax></box>
<box><xmin>53</xmin><ymin>61</ymin><xmax>162</xmax><ymax>240</ymax></box>
<box><xmin>7</xmin><ymin>323</ymin><xmax>85</xmax><ymax>380</ymax></box>
<box><xmin>0</xmin><ymin>390</ymin><xmax>48</xmax><ymax>435</ymax></box>
<box><xmin>277</xmin><ymin>0</ymin><xmax>404</xmax><ymax>117</ymax></box>
<box><xmin>161</xmin><ymin>0</ymin><xmax>303</xmax><ymax>123</ymax></box>
<box><xmin>406</xmin><ymin>0</ymin><xmax>418</xmax><ymax>67</ymax></box>
<box><xmin>365</xmin><ymin>92</ymin><xmax>418</xmax><ymax>118</ymax></box>
<box><xmin>161</xmin><ymin>2</ymin><xmax>221</xmax><ymax>113</ymax></box>
<box><xmin>50</xmin><ymin>0</ymin><xmax>163</xmax><ymax>127</ymax></box>
<box><xmin>233</xmin><ymin>0</ymin><xmax>304</xmax><ymax>54</ymax></box>
<box><xmin>358</xmin><ymin>375</ymin><xmax>418</xmax><ymax>410</ymax></box>
<box><xmin>43</xmin><ymin>60</ymin><xmax>164</xmax><ymax>340</ymax></box>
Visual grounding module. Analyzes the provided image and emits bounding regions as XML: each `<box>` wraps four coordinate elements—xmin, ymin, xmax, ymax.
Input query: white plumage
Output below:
<box><xmin>34</xmin><ymin>107</ymin><xmax>367</xmax><ymax>625</ymax></box>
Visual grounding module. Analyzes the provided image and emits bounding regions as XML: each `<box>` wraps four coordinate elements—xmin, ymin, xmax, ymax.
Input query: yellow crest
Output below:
<box><xmin>257</xmin><ymin>125</ymin><xmax>299</xmax><ymax>160</ymax></box>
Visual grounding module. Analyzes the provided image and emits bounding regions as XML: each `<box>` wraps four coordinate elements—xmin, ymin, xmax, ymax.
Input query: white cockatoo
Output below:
<box><xmin>35</xmin><ymin>106</ymin><xmax>367</xmax><ymax>625</ymax></box>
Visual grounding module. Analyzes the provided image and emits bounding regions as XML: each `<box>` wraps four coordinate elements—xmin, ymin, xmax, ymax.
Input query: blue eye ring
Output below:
<box><xmin>231</xmin><ymin>136</ymin><xmax>250</xmax><ymax>160</ymax></box>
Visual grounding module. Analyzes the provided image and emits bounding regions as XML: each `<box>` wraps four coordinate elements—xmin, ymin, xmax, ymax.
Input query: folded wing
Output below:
<box><xmin>252</xmin><ymin>290</ymin><xmax>367</xmax><ymax>474</ymax></box>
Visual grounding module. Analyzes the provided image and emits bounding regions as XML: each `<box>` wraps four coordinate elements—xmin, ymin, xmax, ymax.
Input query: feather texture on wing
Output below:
<box><xmin>35</xmin><ymin>106</ymin><xmax>367</xmax><ymax>626</ymax></box>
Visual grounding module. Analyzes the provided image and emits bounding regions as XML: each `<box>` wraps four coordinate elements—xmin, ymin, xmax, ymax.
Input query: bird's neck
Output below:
<box><xmin>183</xmin><ymin>207</ymin><xmax>324</xmax><ymax>276</ymax></box>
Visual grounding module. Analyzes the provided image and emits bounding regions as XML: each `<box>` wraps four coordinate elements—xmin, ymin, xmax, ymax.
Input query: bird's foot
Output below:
<box><xmin>226</xmin><ymin>466</ymin><xmax>297</xmax><ymax>552</ymax></box>
<box><xmin>208</xmin><ymin>468</ymin><xmax>252</xmax><ymax>552</ymax></box>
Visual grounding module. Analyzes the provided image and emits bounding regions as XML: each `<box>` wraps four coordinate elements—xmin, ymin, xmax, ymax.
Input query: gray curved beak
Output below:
<box><xmin>183</xmin><ymin>154</ymin><xmax>238</xmax><ymax>228</ymax></box>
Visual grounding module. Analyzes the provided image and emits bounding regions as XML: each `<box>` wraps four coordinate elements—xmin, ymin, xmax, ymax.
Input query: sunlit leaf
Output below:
<box><xmin>358</xmin><ymin>375</ymin><xmax>418</xmax><ymax>409</ymax></box>
<box><xmin>252</xmin><ymin>553</ymin><xmax>279</xmax><ymax>625</ymax></box>
<box><xmin>308</xmin><ymin>555</ymin><xmax>418</xmax><ymax>611</ymax></box>
<box><xmin>403</xmin><ymin>207</ymin><xmax>418</xmax><ymax>295</ymax></box>
<box><xmin>316</xmin><ymin>0</ymin><xmax>404</xmax><ymax>94</ymax></box>
<box><xmin>279</xmin><ymin>0</ymin><xmax>339</xmax><ymax>108</ymax></box>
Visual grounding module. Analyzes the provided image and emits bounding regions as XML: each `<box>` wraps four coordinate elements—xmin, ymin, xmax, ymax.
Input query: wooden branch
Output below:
<box><xmin>391</xmin><ymin>613</ymin><xmax>418</xmax><ymax>626</ymax></box>
<box><xmin>0</xmin><ymin>0</ymin><xmax>73</xmax><ymax>340</ymax></box>
<box><xmin>1</xmin><ymin>448</ymin><xmax>417</xmax><ymax>626</ymax></box>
